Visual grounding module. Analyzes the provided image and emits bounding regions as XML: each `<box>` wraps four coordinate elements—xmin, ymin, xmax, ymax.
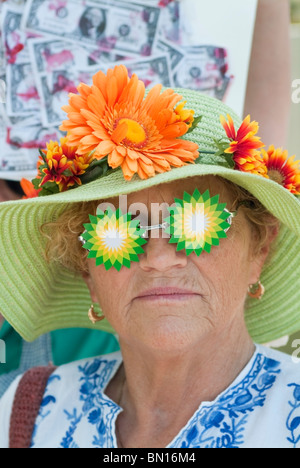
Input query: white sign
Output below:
<box><xmin>179</xmin><ymin>0</ymin><xmax>258</xmax><ymax>117</ymax></box>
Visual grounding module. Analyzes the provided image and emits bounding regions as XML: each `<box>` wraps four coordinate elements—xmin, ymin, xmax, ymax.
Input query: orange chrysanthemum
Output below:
<box><xmin>220</xmin><ymin>114</ymin><xmax>266</xmax><ymax>176</ymax></box>
<box><xmin>39</xmin><ymin>137</ymin><xmax>94</xmax><ymax>191</ymax></box>
<box><xmin>262</xmin><ymin>145</ymin><xmax>300</xmax><ymax>195</ymax></box>
<box><xmin>40</xmin><ymin>139</ymin><xmax>73</xmax><ymax>187</ymax></box>
<box><xmin>60</xmin><ymin>65</ymin><xmax>199</xmax><ymax>181</ymax></box>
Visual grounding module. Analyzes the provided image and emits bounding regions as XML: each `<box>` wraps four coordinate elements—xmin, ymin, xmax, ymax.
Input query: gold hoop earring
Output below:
<box><xmin>88</xmin><ymin>304</ymin><xmax>105</xmax><ymax>324</ymax></box>
<box><xmin>248</xmin><ymin>281</ymin><xmax>265</xmax><ymax>300</ymax></box>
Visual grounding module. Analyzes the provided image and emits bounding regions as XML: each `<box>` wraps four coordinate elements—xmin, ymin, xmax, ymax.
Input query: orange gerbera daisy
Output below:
<box><xmin>60</xmin><ymin>65</ymin><xmax>199</xmax><ymax>181</ymax></box>
<box><xmin>262</xmin><ymin>145</ymin><xmax>300</xmax><ymax>195</ymax></box>
<box><xmin>220</xmin><ymin>114</ymin><xmax>266</xmax><ymax>176</ymax></box>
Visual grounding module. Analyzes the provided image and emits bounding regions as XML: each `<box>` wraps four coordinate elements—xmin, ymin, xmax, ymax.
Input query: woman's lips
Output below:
<box><xmin>134</xmin><ymin>287</ymin><xmax>200</xmax><ymax>302</ymax></box>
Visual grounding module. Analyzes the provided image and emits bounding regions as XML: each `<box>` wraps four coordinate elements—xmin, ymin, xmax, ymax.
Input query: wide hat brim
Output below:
<box><xmin>1</xmin><ymin>89</ymin><xmax>300</xmax><ymax>344</ymax></box>
<box><xmin>1</xmin><ymin>162</ymin><xmax>300</xmax><ymax>344</ymax></box>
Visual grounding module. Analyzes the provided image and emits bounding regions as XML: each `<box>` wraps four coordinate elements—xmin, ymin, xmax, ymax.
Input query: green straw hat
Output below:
<box><xmin>1</xmin><ymin>66</ymin><xmax>300</xmax><ymax>344</ymax></box>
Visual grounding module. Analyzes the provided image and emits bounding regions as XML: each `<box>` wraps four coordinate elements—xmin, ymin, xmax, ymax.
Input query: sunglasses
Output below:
<box><xmin>78</xmin><ymin>189</ymin><xmax>241</xmax><ymax>271</ymax></box>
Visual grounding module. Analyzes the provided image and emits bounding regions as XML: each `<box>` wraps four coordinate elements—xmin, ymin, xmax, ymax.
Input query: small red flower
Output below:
<box><xmin>262</xmin><ymin>145</ymin><xmax>300</xmax><ymax>195</ymax></box>
<box><xmin>220</xmin><ymin>114</ymin><xmax>266</xmax><ymax>176</ymax></box>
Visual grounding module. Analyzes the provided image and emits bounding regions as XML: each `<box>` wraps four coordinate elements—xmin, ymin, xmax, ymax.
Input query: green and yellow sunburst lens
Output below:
<box><xmin>81</xmin><ymin>207</ymin><xmax>147</xmax><ymax>271</ymax></box>
<box><xmin>164</xmin><ymin>189</ymin><xmax>232</xmax><ymax>256</ymax></box>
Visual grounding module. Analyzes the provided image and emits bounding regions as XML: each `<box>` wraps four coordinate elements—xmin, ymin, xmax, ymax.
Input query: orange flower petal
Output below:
<box><xmin>87</xmin><ymin>93</ymin><xmax>105</xmax><ymax>119</ymax></box>
<box><xmin>125</xmin><ymin>156</ymin><xmax>138</xmax><ymax>172</ymax></box>
<box><xmin>115</xmin><ymin>145</ymin><xmax>127</xmax><ymax>157</ymax></box>
<box><xmin>126</xmin><ymin>149</ymin><xmax>141</xmax><ymax>160</ymax></box>
<box><xmin>152</xmin><ymin>161</ymin><xmax>171</xmax><ymax>173</ymax></box>
<box><xmin>137</xmin><ymin>164</ymin><xmax>149</xmax><ymax>180</ymax></box>
<box><xmin>20</xmin><ymin>178</ymin><xmax>40</xmax><ymax>198</ymax></box>
<box><xmin>107</xmin><ymin>75</ymin><xmax>119</xmax><ymax>108</ymax></box>
<box><xmin>138</xmin><ymin>159</ymin><xmax>155</xmax><ymax>177</ymax></box>
<box><xmin>160</xmin><ymin>122</ymin><xmax>188</xmax><ymax>139</ymax></box>
<box><xmin>77</xmin><ymin>82</ymin><xmax>92</xmax><ymax>99</ymax></box>
<box><xmin>108</xmin><ymin>149</ymin><xmax>125</xmax><ymax>168</ymax></box>
<box><xmin>142</xmin><ymin>84</ymin><xmax>163</xmax><ymax>113</ymax></box>
<box><xmin>121</xmin><ymin>158</ymin><xmax>135</xmax><ymax>181</ymax></box>
<box><xmin>94</xmin><ymin>140</ymin><xmax>116</xmax><ymax>157</ymax></box>
<box><xmin>80</xmin><ymin>134</ymin><xmax>102</xmax><ymax>146</ymax></box>
<box><xmin>92</xmin><ymin>70</ymin><xmax>107</xmax><ymax>94</ymax></box>
<box><xmin>111</xmin><ymin>121</ymin><xmax>128</xmax><ymax>145</ymax></box>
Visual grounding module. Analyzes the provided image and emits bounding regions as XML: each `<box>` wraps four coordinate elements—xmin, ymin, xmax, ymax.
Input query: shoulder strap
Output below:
<box><xmin>9</xmin><ymin>365</ymin><xmax>56</xmax><ymax>448</ymax></box>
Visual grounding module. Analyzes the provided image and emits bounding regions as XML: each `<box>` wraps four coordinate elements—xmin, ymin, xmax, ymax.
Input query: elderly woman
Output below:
<box><xmin>0</xmin><ymin>65</ymin><xmax>300</xmax><ymax>449</ymax></box>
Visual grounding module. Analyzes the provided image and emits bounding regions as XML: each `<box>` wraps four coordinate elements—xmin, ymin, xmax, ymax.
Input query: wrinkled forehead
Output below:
<box><xmin>95</xmin><ymin>176</ymin><xmax>236</xmax><ymax>225</ymax></box>
<box><xmin>104</xmin><ymin>175</ymin><xmax>234</xmax><ymax>209</ymax></box>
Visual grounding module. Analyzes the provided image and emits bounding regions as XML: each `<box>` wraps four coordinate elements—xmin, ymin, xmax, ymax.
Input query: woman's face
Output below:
<box><xmin>83</xmin><ymin>176</ymin><xmax>270</xmax><ymax>353</ymax></box>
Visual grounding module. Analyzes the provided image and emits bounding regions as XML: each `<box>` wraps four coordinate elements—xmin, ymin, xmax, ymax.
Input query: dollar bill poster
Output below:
<box><xmin>0</xmin><ymin>0</ymin><xmax>258</xmax><ymax>180</ymax></box>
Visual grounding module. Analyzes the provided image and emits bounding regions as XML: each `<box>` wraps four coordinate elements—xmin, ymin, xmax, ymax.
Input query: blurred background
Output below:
<box><xmin>289</xmin><ymin>0</ymin><xmax>300</xmax><ymax>156</ymax></box>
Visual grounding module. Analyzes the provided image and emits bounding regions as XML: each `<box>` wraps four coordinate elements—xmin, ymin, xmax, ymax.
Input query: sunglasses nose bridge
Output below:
<box><xmin>140</xmin><ymin>222</ymin><xmax>170</xmax><ymax>239</ymax></box>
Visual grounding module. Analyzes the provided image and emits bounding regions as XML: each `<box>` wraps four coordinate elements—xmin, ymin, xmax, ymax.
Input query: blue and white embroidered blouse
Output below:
<box><xmin>1</xmin><ymin>345</ymin><xmax>300</xmax><ymax>448</ymax></box>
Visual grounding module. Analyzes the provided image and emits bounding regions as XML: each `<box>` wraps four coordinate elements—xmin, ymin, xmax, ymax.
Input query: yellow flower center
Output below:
<box><xmin>119</xmin><ymin>118</ymin><xmax>147</xmax><ymax>145</ymax></box>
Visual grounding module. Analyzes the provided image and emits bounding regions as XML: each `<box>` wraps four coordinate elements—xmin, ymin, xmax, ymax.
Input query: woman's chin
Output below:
<box><xmin>125</xmin><ymin>314</ymin><xmax>211</xmax><ymax>354</ymax></box>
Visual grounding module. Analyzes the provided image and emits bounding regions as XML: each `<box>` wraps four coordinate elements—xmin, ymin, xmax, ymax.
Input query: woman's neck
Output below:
<box><xmin>108</xmin><ymin>325</ymin><xmax>255</xmax><ymax>448</ymax></box>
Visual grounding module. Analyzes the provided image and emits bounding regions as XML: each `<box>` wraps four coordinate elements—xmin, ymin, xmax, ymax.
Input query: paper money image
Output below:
<box><xmin>28</xmin><ymin>37</ymin><xmax>128</xmax><ymax>126</ymax></box>
<box><xmin>38</xmin><ymin>69</ymin><xmax>86</xmax><ymax>126</ymax></box>
<box><xmin>6</xmin><ymin>122</ymin><xmax>61</xmax><ymax>153</ymax></box>
<box><xmin>153</xmin><ymin>39</ymin><xmax>184</xmax><ymax>70</ymax></box>
<box><xmin>2</xmin><ymin>4</ymin><xmax>41</xmax><ymax>117</ymax></box>
<box><xmin>173</xmin><ymin>46</ymin><xmax>233</xmax><ymax>100</ymax></box>
<box><xmin>0</xmin><ymin>0</ymin><xmax>257</xmax><ymax>181</ymax></box>
<box><xmin>23</xmin><ymin>0</ymin><xmax>161</xmax><ymax>56</ymax></box>
<box><xmin>1</xmin><ymin>4</ymin><xmax>30</xmax><ymax>65</ymax></box>
<box><xmin>34</xmin><ymin>62</ymin><xmax>104</xmax><ymax>126</ymax></box>
<box><xmin>28</xmin><ymin>36</ymin><xmax>129</xmax><ymax>73</ymax></box>
<box><xmin>157</xmin><ymin>0</ymin><xmax>180</xmax><ymax>44</ymax></box>
<box><xmin>0</xmin><ymin>104</ymin><xmax>62</xmax><ymax>178</ymax></box>
<box><xmin>0</xmin><ymin>78</ymin><xmax>6</xmax><ymax>104</ymax></box>
<box><xmin>126</xmin><ymin>55</ymin><xmax>173</xmax><ymax>87</ymax></box>
<box><xmin>6</xmin><ymin>62</ymin><xmax>40</xmax><ymax>116</ymax></box>
<box><xmin>28</xmin><ymin>37</ymin><xmax>95</xmax><ymax>126</ymax></box>
<box><xmin>28</xmin><ymin>37</ymin><xmax>87</xmax><ymax>73</ymax></box>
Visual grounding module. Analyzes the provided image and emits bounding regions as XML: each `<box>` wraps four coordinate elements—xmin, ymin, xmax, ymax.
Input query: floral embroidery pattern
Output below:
<box><xmin>172</xmin><ymin>354</ymin><xmax>281</xmax><ymax>448</ymax></box>
<box><xmin>286</xmin><ymin>384</ymin><xmax>300</xmax><ymax>448</ymax></box>
<box><xmin>60</xmin><ymin>358</ymin><xmax>120</xmax><ymax>448</ymax></box>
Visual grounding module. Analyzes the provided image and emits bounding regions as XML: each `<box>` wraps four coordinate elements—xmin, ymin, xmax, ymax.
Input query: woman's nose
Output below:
<box><xmin>138</xmin><ymin>232</ymin><xmax>188</xmax><ymax>272</ymax></box>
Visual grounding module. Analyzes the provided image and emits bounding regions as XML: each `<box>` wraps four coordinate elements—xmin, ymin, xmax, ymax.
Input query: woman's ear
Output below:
<box><xmin>81</xmin><ymin>270</ymin><xmax>98</xmax><ymax>303</ymax></box>
<box><xmin>249</xmin><ymin>222</ymin><xmax>280</xmax><ymax>284</ymax></box>
<box><xmin>260</xmin><ymin>222</ymin><xmax>280</xmax><ymax>260</ymax></box>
